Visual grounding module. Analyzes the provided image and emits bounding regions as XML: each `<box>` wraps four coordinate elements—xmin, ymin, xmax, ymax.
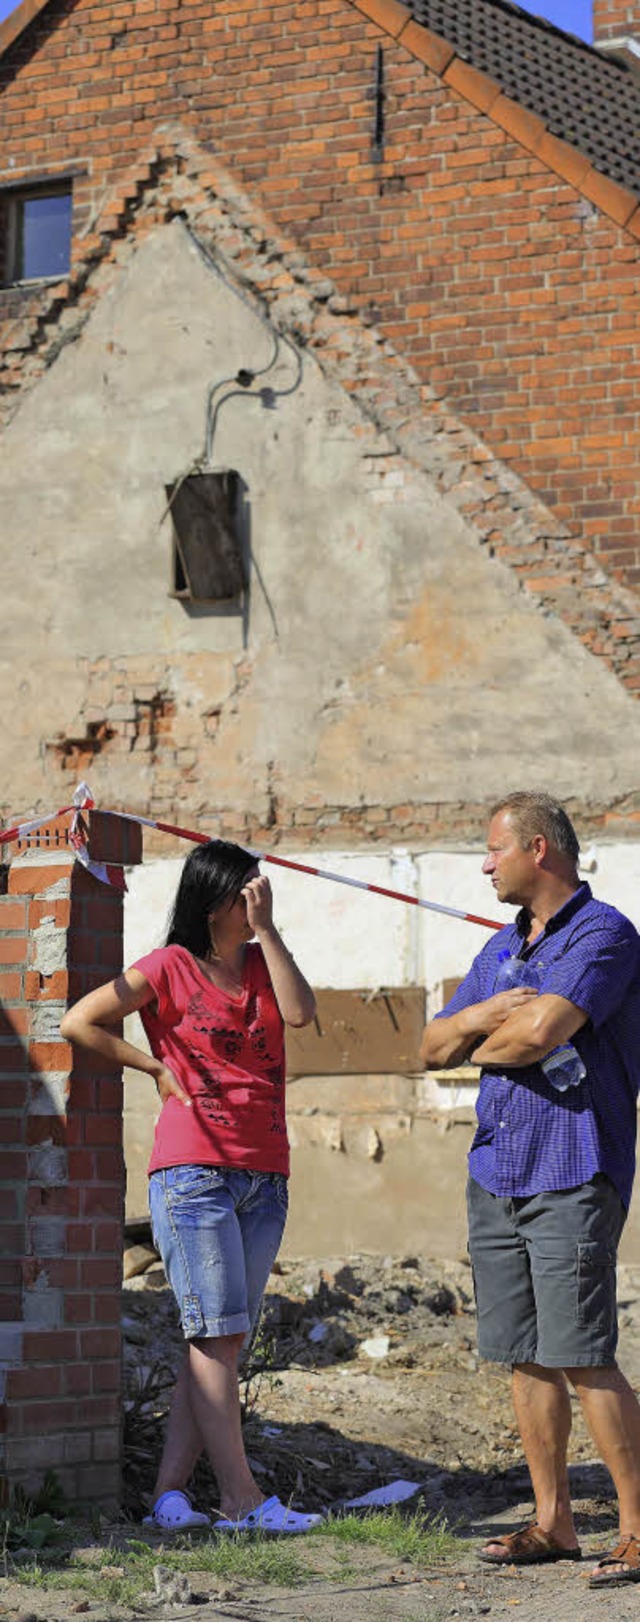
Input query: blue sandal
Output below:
<box><xmin>143</xmin><ymin>1489</ymin><xmax>211</xmax><ymax>1532</ymax></box>
<box><xmin>215</xmin><ymin>1495</ymin><xmax>323</xmax><ymax>1535</ymax></box>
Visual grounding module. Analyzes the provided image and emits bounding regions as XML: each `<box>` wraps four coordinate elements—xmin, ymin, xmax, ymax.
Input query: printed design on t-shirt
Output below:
<box><xmin>177</xmin><ymin>1033</ymin><xmax>235</xmax><ymax>1127</ymax></box>
<box><xmin>184</xmin><ymin>990</ymin><xmax>248</xmax><ymax>1063</ymax></box>
<box><xmin>245</xmin><ymin>991</ymin><xmax>283</xmax><ymax>1081</ymax></box>
<box><xmin>189</xmin><ymin>1076</ymin><xmax>235</xmax><ymax>1129</ymax></box>
<box><xmin>170</xmin><ymin>977</ymin><xmax>287</xmax><ymax>1141</ymax></box>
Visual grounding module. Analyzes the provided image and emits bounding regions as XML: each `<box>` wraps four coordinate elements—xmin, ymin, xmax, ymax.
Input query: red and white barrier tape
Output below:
<box><xmin>114</xmin><ymin>808</ymin><xmax>503</xmax><ymax>931</ymax></box>
<box><xmin>0</xmin><ymin>785</ymin><xmax>503</xmax><ymax>930</ymax></box>
<box><xmin>0</xmin><ymin>783</ymin><xmax>127</xmax><ymax>893</ymax></box>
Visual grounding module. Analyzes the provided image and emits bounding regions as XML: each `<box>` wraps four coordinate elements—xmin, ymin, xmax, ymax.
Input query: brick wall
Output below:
<box><xmin>0</xmin><ymin>811</ymin><xmax>141</xmax><ymax>1506</ymax></box>
<box><xmin>0</xmin><ymin>0</ymin><xmax>638</xmax><ymax>607</ymax></box>
<box><xmin>593</xmin><ymin>2</ymin><xmax>640</xmax><ymax>41</ymax></box>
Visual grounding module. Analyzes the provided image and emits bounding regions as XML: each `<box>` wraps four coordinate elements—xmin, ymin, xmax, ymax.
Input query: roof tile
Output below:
<box><xmin>406</xmin><ymin>0</ymin><xmax>640</xmax><ymax>197</ymax></box>
<box><xmin>442</xmin><ymin>58</ymin><xmax>502</xmax><ymax>113</ymax></box>
<box><xmin>490</xmin><ymin>93</ymin><xmax>546</xmax><ymax>153</ymax></box>
<box><xmin>401</xmin><ymin>18</ymin><xmax>455</xmax><ymax>72</ymax></box>
<box><xmin>352</xmin><ymin>0</ymin><xmax>409</xmax><ymax>37</ymax></box>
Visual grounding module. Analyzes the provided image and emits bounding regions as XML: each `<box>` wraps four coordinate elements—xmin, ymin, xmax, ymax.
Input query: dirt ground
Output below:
<box><xmin>5</xmin><ymin>1252</ymin><xmax>640</xmax><ymax>1621</ymax></box>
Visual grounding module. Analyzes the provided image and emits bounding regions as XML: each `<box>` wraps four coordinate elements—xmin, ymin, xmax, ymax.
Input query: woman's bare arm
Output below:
<box><xmin>60</xmin><ymin>970</ymin><xmax>191</xmax><ymax>1105</ymax></box>
<box><xmin>243</xmin><ymin>877</ymin><xmax>316</xmax><ymax>1026</ymax></box>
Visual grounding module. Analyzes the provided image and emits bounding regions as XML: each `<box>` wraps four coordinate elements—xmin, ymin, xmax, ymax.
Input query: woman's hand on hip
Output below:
<box><xmin>154</xmin><ymin>1065</ymin><xmax>192</xmax><ymax>1107</ymax></box>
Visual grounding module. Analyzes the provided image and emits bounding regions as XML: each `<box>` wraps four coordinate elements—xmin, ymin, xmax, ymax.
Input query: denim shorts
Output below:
<box><xmin>149</xmin><ymin>1165</ymin><xmax>289</xmax><ymax>1341</ymax></box>
<box><xmin>467</xmin><ymin>1173</ymin><xmax>625</xmax><ymax>1369</ymax></box>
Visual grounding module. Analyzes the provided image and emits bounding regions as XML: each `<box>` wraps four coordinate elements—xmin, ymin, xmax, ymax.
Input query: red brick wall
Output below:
<box><xmin>0</xmin><ymin>2</ymin><xmax>639</xmax><ymax>594</ymax></box>
<box><xmin>0</xmin><ymin>812</ymin><xmax>141</xmax><ymax>1506</ymax></box>
<box><xmin>593</xmin><ymin>2</ymin><xmax>640</xmax><ymax>41</ymax></box>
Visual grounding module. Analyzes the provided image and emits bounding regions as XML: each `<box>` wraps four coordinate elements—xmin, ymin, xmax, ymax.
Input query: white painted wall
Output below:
<box><xmin>124</xmin><ymin>838</ymin><xmax>640</xmax><ymax>1005</ymax></box>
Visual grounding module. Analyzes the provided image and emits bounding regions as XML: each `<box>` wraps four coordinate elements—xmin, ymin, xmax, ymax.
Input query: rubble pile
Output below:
<box><xmin>122</xmin><ymin>1249</ymin><xmax>509</xmax><ymax>1517</ymax></box>
<box><xmin>122</xmin><ymin>1247</ymin><xmax>640</xmax><ymax>1522</ymax></box>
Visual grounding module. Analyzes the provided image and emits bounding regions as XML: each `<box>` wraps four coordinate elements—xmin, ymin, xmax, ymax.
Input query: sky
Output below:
<box><xmin>0</xmin><ymin>0</ymin><xmax>594</xmax><ymax>40</ymax></box>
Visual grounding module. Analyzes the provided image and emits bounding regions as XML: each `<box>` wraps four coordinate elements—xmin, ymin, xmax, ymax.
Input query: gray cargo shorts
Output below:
<box><xmin>467</xmin><ymin>1173</ymin><xmax>626</xmax><ymax>1368</ymax></box>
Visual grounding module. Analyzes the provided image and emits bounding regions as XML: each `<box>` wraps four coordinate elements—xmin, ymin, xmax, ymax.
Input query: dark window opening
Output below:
<box><xmin>5</xmin><ymin>185</ymin><xmax>72</xmax><ymax>284</ymax></box>
<box><xmin>166</xmin><ymin>471</ymin><xmax>246</xmax><ymax>606</ymax></box>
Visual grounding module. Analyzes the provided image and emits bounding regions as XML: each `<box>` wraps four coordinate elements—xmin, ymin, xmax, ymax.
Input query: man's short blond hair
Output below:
<box><xmin>490</xmin><ymin>791</ymin><xmax>580</xmax><ymax>866</ymax></box>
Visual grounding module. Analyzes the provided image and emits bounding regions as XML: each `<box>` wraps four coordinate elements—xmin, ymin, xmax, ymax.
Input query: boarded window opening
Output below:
<box><xmin>166</xmin><ymin>471</ymin><xmax>246</xmax><ymax>605</ymax></box>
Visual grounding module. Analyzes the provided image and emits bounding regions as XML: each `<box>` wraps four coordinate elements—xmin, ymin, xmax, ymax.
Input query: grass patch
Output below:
<box><xmin>7</xmin><ymin>1509</ymin><xmax>459</xmax><ymax>1608</ymax></box>
<box><xmin>10</xmin><ymin>1529</ymin><xmax>313</xmax><ymax>1605</ymax></box>
<box><xmin>319</xmin><ymin>1508</ymin><xmax>459</xmax><ymax>1566</ymax></box>
<box><xmin>157</xmin><ymin>1535</ymin><xmax>312</xmax><ymax>1584</ymax></box>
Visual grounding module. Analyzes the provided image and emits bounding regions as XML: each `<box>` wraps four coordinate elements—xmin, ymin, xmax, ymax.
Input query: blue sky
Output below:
<box><xmin>0</xmin><ymin>0</ymin><xmax>594</xmax><ymax>40</ymax></box>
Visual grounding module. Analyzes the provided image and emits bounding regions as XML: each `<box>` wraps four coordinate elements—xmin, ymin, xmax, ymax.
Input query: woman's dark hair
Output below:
<box><xmin>165</xmin><ymin>840</ymin><xmax>258</xmax><ymax>959</ymax></box>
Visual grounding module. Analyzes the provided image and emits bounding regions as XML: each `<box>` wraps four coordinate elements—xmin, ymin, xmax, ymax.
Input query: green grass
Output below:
<box><xmin>318</xmin><ymin>1508</ymin><xmax>460</xmax><ymax>1565</ymax></box>
<box><xmin>10</xmin><ymin>1531</ymin><xmax>313</xmax><ymax>1604</ymax></box>
<box><xmin>7</xmin><ymin>1508</ymin><xmax>459</xmax><ymax>1609</ymax></box>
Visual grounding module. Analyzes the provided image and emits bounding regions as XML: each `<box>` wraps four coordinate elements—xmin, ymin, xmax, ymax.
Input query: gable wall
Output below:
<box><xmin>3</xmin><ymin>206</ymin><xmax>639</xmax><ymax>840</ymax></box>
<box><xmin>1</xmin><ymin>0</ymin><xmax>639</xmax><ymax>635</ymax></box>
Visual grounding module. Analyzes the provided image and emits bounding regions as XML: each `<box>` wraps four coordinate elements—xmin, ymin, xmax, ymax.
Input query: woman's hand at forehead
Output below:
<box><xmin>241</xmin><ymin>873</ymin><xmax>273</xmax><ymax>933</ymax></box>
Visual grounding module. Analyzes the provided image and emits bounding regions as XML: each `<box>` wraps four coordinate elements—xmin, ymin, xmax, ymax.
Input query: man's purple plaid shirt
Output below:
<box><xmin>438</xmin><ymin>884</ymin><xmax>640</xmax><ymax>1208</ymax></box>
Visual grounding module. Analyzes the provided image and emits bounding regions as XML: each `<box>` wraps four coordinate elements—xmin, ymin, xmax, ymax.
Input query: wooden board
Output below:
<box><xmin>285</xmin><ymin>987</ymin><xmax>425</xmax><ymax>1077</ymax></box>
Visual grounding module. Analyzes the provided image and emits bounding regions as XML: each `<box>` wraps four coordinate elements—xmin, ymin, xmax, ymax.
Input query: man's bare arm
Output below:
<box><xmin>420</xmin><ymin>987</ymin><xmax>538</xmax><ymax>1070</ymax></box>
<box><xmin>473</xmin><ymin>993</ymin><xmax>587</xmax><ymax>1068</ymax></box>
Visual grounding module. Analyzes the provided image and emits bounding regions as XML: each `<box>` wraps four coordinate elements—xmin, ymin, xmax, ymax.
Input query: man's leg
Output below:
<box><xmin>511</xmin><ymin>1364</ymin><xmax>578</xmax><ymax>1542</ymax></box>
<box><xmin>522</xmin><ymin>1177</ymin><xmax>630</xmax><ymax>1569</ymax></box>
<box><xmin>481</xmin><ymin>1364</ymin><xmax>578</xmax><ymax>1556</ymax></box>
<box><xmin>569</xmin><ymin>1365</ymin><xmax>640</xmax><ymax>1574</ymax></box>
<box><xmin>467</xmin><ymin>1181</ymin><xmax>578</xmax><ymax>1557</ymax></box>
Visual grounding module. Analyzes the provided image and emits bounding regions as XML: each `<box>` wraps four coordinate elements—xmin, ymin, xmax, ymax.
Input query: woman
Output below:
<box><xmin>61</xmin><ymin>839</ymin><xmax>322</xmax><ymax>1535</ymax></box>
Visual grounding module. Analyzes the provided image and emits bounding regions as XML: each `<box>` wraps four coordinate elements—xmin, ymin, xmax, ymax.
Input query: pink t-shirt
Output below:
<box><xmin>134</xmin><ymin>943</ymin><xmax>289</xmax><ymax>1177</ymax></box>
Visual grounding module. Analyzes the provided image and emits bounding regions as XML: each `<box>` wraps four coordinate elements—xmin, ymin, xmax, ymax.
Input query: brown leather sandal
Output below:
<box><xmin>589</xmin><ymin>1535</ymin><xmax>640</xmax><ymax>1587</ymax></box>
<box><xmin>478</xmin><ymin>1522</ymin><xmax>582</xmax><ymax>1565</ymax></box>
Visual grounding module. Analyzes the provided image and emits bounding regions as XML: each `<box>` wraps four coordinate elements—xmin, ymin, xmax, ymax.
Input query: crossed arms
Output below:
<box><xmin>419</xmin><ymin>987</ymin><xmax>587</xmax><ymax>1071</ymax></box>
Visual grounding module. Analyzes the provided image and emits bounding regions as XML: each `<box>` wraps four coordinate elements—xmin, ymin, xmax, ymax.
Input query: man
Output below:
<box><xmin>420</xmin><ymin>791</ymin><xmax>640</xmax><ymax>1589</ymax></box>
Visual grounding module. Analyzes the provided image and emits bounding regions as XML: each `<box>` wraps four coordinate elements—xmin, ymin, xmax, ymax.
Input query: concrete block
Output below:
<box><xmin>0</xmin><ymin>1323</ymin><xmax>22</xmax><ymax>1367</ymax></box>
<box><xmin>31</xmin><ymin>1002</ymin><xmax>67</xmax><ymax>1042</ymax></box>
<box><xmin>5</xmin><ymin>1433</ymin><xmax>65</xmax><ymax>1471</ymax></box>
<box><xmin>28</xmin><ymin>1215</ymin><xmax>67</xmax><ymax>1257</ymax></box>
<box><xmin>27</xmin><ymin>1145</ymin><xmax>68</xmax><ymax>1186</ymax></box>
<box><xmin>22</xmin><ymin>1282</ymin><xmax>64</xmax><ymax>1327</ymax></box>
<box><xmin>287</xmin><ymin>1073</ymin><xmax>416</xmax><ymax>1116</ymax></box>
<box><xmin>33</xmin><ymin>914</ymin><xmax>67</xmax><ymax>973</ymax></box>
<box><xmin>29</xmin><ymin>1072</ymin><xmax>68</xmax><ymax>1115</ymax></box>
<box><xmin>288</xmin><ymin>1114</ymin><xmax>344</xmax><ymax>1152</ymax></box>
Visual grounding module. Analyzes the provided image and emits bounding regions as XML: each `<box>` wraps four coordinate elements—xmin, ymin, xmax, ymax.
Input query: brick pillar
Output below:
<box><xmin>0</xmin><ymin>811</ymin><xmax>142</xmax><ymax>1507</ymax></box>
<box><xmin>593</xmin><ymin>1</ymin><xmax>640</xmax><ymax>42</ymax></box>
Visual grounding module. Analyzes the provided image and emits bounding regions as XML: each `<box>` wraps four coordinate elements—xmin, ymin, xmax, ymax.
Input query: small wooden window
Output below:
<box><xmin>5</xmin><ymin>185</ymin><xmax>72</xmax><ymax>283</ymax></box>
<box><xmin>166</xmin><ymin>472</ymin><xmax>246</xmax><ymax>605</ymax></box>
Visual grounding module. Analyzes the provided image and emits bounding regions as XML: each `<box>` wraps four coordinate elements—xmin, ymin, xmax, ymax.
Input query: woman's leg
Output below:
<box><xmin>188</xmin><ymin>1333</ymin><xmax>264</xmax><ymax>1519</ymax></box>
<box><xmin>151</xmin><ymin>1334</ymin><xmax>264</xmax><ymax>1517</ymax></box>
<box><xmin>148</xmin><ymin>1166</ymin><xmax>278</xmax><ymax>1514</ymax></box>
<box><xmin>237</xmin><ymin>1173</ymin><xmax>288</xmax><ymax>1345</ymax></box>
<box><xmin>152</xmin><ymin>1352</ymin><xmax>201</xmax><ymax>1502</ymax></box>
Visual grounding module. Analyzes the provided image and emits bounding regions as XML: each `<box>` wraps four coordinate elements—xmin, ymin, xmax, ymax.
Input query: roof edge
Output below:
<box><xmin>0</xmin><ymin>0</ymin><xmax>638</xmax><ymax>238</ymax></box>
<box><xmin>351</xmin><ymin>0</ymin><xmax>640</xmax><ymax>238</ymax></box>
<box><xmin>0</xmin><ymin>0</ymin><xmax>52</xmax><ymax>60</ymax></box>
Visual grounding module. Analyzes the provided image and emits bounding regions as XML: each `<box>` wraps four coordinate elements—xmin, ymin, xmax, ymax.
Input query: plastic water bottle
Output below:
<box><xmin>541</xmin><ymin>1043</ymin><xmax>586</xmax><ymax>1092</ymax></box>
<box><xmin>493</xmin><ymin>950</ymin><xmax>585</xmax><ymax>1092</ymax></box>
<box><xmin>494</xmin><ymin>949</ymin><xmax>541</xmax><ymax>994</ymax></box>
